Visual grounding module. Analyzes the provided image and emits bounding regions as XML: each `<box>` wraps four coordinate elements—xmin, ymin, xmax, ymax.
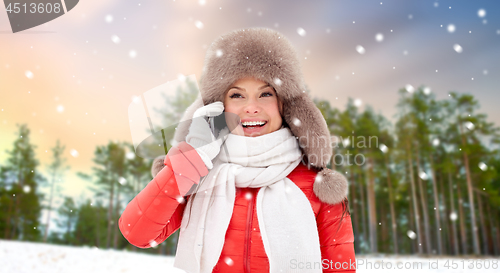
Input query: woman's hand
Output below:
<box><xmin>186</xmin><ymin>101</ymin><xmax>225</xmax><ymax>169</ymax></box>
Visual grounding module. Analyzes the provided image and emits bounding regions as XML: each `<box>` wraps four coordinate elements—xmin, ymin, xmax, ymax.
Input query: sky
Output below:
<box><xmin>1</xmin><ymin>0</ymin><xmax>500</xmax><ymax>213</ymax></box>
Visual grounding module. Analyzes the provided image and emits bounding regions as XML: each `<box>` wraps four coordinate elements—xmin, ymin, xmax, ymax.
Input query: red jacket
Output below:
<box><xmin>119</xmin><ymin>142</ymin><xmax>356</xmax><ymax>272</ymax></box>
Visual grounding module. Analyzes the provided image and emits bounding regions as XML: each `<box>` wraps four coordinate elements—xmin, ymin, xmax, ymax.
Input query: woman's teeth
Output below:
<box><xmin>242</xmin><ymin>121</ymin><xmax>266</xmax><ymax>127</ymax></box>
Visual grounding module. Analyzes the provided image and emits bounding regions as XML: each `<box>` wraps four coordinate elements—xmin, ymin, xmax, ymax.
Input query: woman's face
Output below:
<box><xmin>224</xmin><ymin>77</ymin><xmax>283</xmax><ymax>137</ymax></box>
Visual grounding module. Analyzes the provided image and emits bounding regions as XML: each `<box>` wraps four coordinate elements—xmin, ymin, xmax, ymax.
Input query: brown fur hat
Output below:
<box><xmin>157</xmin><ymin>28</ymin><xmax>348</xmax><ymax>205</ymax></box>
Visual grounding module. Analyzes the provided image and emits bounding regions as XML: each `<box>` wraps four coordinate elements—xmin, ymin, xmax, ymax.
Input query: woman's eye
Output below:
<box><xmin>261</xmin><ymin>92</ymin><xmax>273</xmax><ymax>97</ymax></box>
<box><xmin>229</xmin><ymin>93</ymin><xmax>242</xmax><ymax>98</ymax></box>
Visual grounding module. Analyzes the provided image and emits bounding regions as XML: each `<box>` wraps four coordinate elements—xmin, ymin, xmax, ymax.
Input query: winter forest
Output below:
<box><xmin>1</xmin><ymin>0</ymin><xmax>500</xmax><ymax>271</ymax></box>
<box><xmin>1</xmin><ymin>80</ymin><xmax>500</xmax><ymax>258</ymax></box>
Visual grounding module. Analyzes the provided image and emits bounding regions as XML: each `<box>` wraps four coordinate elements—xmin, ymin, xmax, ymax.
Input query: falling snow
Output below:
<box><xmin>131</xmin><ymin>96</ymin><xmax>141</xmax><ymax>104</ymax></box>
<box><xmin>432</xmin><ymin>139</ymin><xmax>440</xmax><ymax>146</ymax></box>
<box><xmin>450</xmin><ymin>212</ymin><xmax>458</xmax><ymax>221</ymax></box>
<box><xmin>126</xmin><ymin>152</ymin><xmax>135</xmax><ymax>160</ymax></box>
<box><xmin>224</xmin><ymin>257</ymin><xmax>234</xmax><ymax>266</ymax></box>
<box><xmin>453</xmin><ymin>44</ymin><xmax>463</xmax><ymax>53</ymax></box>
<box><xmin>118</xmin><ymin>177</ymin><xmax>126</xmax><ymax>185</ymax></box>
<box><xmin>111</xmin><ymin>35</ymin><xmax>121</xmax><ymax>44</ymax></box>
<box><xmin>478</xmin><ymin>9</ymin><xmax>486</xmax><ymax>18</ymax></box>
<box><xmin>354</xmin><ymin>99</ymin><xmax>362</xmax><ymax>107</ymax></box>
<box><xmin>405</xmin><ymin>84</ymin><xmax>414</xmax><ymax>93</ymax></box>
<box><xmin>356</xmin><ymin>45</ymin><xmax>365</xmax><ymax>54</ymax></box>
<box><xmin>379</xmin><ymin>144</ymin><xmax>388</xmax><ymax>153</ymax></box>
<box><xmin>105</xmin><ymin>15</ymin><xmax>113</xmax><ymax>23</ymax></box>
<box><xmin>375</xmin><ymin>33</ymin><xmax>384</xmax><ymax>42</ymax></box>
<box><xmin>244</xmin><ymin>192</ymin><xmax>252</xmax><ymax>200</ymax></box>
<box><xmin>464</xmin><ymin>121</ymin><xmax>474</xmax><ymax>130</ymax></box>
<box><xmin>419</xmin><ymin>171</ymin><xmax>429</xmax><ymax>181</ymax></box>
<box><xmin>407</xmin><ymin>230</ymin><xmax>417</xmax><ymax>240</ymax></box>
<box><xmin>129</xmin><ymin>50</ymin><xmax>137</xmax><ymax>58</ymax></box>
<box><xmin>25</xmin><ymin>70</ymin><xmax>34</xmax><ymax>79</ymax></box>
<box><xmin>149</xmin><ymin>240</ymin><xmax>158</xmax><ymax>248</ymax></box>
<box><xmin>292</xmin><ymin>117</ymin><xmax>301</xmax><ymax>127</ymax></box>
<box><xmin>478</xmin><ymin>162</ymin><xmax>488</xmax><ymax>171</ymax></box>
<box><xmin>297</xmin><ymin>28</ymin><xmax>306</xmax><ymax>37</ymax></box>
<box><xmin>56</xmin><ymin>105</ymin><xmax>64</xmax><ymax>113</ymax></box>
<box><xmin>447</xmin><ymin>24</ymin><xmax>456</xmax><ymax>33</ymax></box>
<box><xmin>195</xmin><ymin>20</ymin><xmax>204</xmax><ymax>29</ymax></box>
<box><xmin>70</xmin><ymin>149</ymin><xmax>79</xmax><ymax>158</ymax></box>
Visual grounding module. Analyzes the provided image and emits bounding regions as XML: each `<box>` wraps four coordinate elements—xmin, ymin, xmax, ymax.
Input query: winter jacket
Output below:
<box><xmin>119</xmin><ymin>142</ymin><xmax>356</xmax><ymax>272</ymax></box>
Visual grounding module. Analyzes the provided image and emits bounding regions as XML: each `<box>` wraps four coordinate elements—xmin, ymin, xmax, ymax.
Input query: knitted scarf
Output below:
<box><xmin>174</xmin><ymin>128</ymin><xmax>322</xmax><ymax>273</ymax></box>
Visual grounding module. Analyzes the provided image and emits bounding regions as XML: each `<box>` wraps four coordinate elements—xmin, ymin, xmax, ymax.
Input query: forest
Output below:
<box><xmin>1</xmin><ymin>82</ymin><xmax>499</xmax><ymax>257</ymax></box>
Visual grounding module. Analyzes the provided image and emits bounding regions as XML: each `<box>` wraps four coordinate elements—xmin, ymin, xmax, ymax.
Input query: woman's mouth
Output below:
<box><xmin>242</xmin><ymin>121</ymin><xmax>267</xmax><ymax>129</ymax></box>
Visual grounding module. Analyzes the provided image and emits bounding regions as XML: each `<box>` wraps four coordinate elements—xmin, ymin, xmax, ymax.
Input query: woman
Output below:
<box><xmin>119</xmin><ymin>28</ymin><xmax>356</xmax><ymax>273</ymax></box>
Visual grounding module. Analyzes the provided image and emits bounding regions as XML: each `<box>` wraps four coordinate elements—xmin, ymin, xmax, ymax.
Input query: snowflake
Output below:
<box><xmin>118</xmin><ymin>177</ymin><xmax>126</xmax><ymax>185</ymax></box>
<box><xmin>478</xmin><ymin>9</ymin><xmax>486</xmax><ymax>18</ymax></box>
<box><xmin>292</xmin><ymin>117</ymin><xmax>301</xmax><ymax>127</ymax></box>
<box><xmin>405</xmin><ymin>84</ymin><xmax>414</xmax><ymax>93</ymax></box>
<box><xmin>25</xmin><ymin>70</ymin><xmax>34</xmax><ymax>79</ymax></box>
<box><xmin>418</xmin><ymin>171</ymin><xmax>429</xmax><ymax>180</ymax></box>
<box><xmin>297</xmin><ymin>28</ymin><xmax>306</xmax><ymax>37</ymax></box>
<box><xmin>447</xmin><ymin>24</ymin><xmax>455</xmax><ymax>33</ymax></box>
<box><xmin>111</xmin><ymin>35</ymin><xmax>120</xmax><ymax>44</ymax></box>
<box><xmin>464</xmin><ymin>121</ymin><xmax>474</xmax><ymax>130</ymax></box>
<box><xmin>355</xmin><ymin>45</ymin><xmax>365</xmax><ymax>54</ymax></box>
<box><xmin>195</xmin><ymin>20</ymin><xmax>204</xmax><ymax>29</ymax></box>
<box><xmin>432</xmin><ymin>139</ymin><xmax>440</xmax><ymax>146</ymax></box>
<box><xmin>379</xmin><ymin>144</ymin><xmax>388</xmax><ymax>153</ymax></box>
<box><xmin>449</xmin><ymin>212</ymin><xmax>458</xmax><ymax>221</ymax></box>
<box><xmin>105</xmin><ymin>15</ymin><xmax>113</xmax><ymax>23</ymax></box>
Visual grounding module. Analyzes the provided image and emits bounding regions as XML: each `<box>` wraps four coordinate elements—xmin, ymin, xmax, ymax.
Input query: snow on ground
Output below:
<box><xmin>1</xmin><ymin>239</ymin><xmax>499</xmax><ymax>273</ymax></box>
<box><xmin>0</xmin><ymin>240</ymin><xmax>183</xmax><ymax>273</ymax></box>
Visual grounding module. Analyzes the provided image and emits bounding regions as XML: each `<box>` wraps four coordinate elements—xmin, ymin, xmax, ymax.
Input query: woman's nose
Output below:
<box><xmin>244</xmin><ymin>100</ymin><xmax>261</xmax><ymax>114</ymax></box>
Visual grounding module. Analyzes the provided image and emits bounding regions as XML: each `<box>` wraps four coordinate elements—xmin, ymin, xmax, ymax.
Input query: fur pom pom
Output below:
<box><xmin>313</xmin><ymin>168</ymin><xmax>348</xmax><ymax>205</ymax></box>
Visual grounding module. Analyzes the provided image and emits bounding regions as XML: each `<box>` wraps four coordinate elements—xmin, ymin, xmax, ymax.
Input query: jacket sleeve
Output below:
<box><xmin>118</xmin><ymin>142</ymin><xmax>208</xmax><ymax>248</ymax></box>
<box><xmin>317</xmin><ymin>199</ymin><xmax>356</xmax><ymax>272</ymax></box>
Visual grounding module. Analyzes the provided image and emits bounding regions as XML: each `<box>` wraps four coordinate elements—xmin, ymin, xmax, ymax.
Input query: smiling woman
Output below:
<box><xmin>224</xmin><ymin>77</ymin><xmax>283</xmax><ymax>137</ymax></box>
<box><xmin>119</xmin><ymin>28</ymin><xmax>355</xmax><ymax>273</ymax></box>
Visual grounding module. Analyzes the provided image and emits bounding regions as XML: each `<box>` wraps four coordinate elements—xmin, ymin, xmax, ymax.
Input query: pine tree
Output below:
<box><xmin>43</xmin><ymin>140</ymin><xmax>68</xmax><ymax>242</ymax></box>
<box><xmin>1</xmin><ymin>124</ymin><xmax>44</xmax><ymax>241</ymax></box>
<box><xmin>56</xmin><ymin>196</ymin><xmax>77</xmax><ymax>244</ymax></box>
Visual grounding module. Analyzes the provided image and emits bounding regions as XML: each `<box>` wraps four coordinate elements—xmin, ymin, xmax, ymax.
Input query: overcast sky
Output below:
<box><xmin>1</xmin><ymin>0</ymin><xmax>499</xmax><ymax>205</ymax></box>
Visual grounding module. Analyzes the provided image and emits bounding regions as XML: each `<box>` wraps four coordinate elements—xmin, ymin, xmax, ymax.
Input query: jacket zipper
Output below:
<box><xmin>244</xmin><ymin>189</ymin><xmax>254</xmax><ymax>273</ymax></box>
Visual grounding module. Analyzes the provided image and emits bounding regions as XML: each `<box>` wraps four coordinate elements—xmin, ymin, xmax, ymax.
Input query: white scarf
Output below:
<box><xmin>174</xmin><ymin>128</ymin><xmax>322</xmax><ymax>273</ymax></box>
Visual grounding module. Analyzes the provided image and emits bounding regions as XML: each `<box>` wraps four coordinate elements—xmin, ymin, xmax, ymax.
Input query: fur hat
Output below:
<box><xmin>153</xmin><ymin>28</ymin><xmax>347</xmax><ymax>205</ymax></box>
